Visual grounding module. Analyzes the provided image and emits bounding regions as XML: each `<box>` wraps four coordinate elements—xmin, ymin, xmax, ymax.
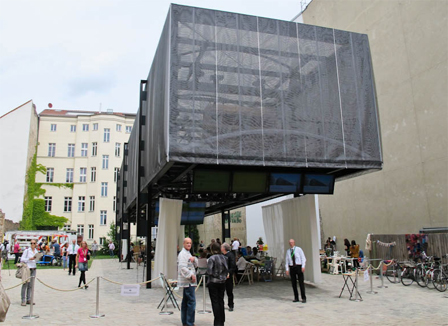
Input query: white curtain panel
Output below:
<box><xmin>262</xmin><ymin>203</ymin><xmax>284</xmax><ymax>264</ymax></box>
<box><xmin>178</xmin><ymin>225</ymin><xmax>185</xmax><ymax>250</ymax></box>
<box><xmin>262</xmin><ymin>195</ymin><xmax>321</xmax><ymax>283</ymax></box>
<box><xmin>153</xmin><ymin>198</ymin><xmax>183</xmax><ymax>284</ymax></box>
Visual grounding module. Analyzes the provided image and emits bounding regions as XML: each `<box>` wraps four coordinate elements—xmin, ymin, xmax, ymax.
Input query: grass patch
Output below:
<box><xmin>1</xmin><ymin>258</ymin><xmax>97</xmax><ymax>270</ymax></box>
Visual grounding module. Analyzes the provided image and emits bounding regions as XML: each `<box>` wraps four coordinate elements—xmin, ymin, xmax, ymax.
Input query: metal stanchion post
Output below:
<box><xmin>197</xmin><ymin>275</ymin><xmax>211</xmax><ymax>314</ymax></box>
<box><xmin>23</xmin><ymin>275</ymin><xmax>39</xmax><ymax>320</ymax></box>
<box><xmin>378</xmin><ymin>261</ymin><xmax>388</xmax><ymax>288</ymax></box>
<box><xmin>90</xmin><ymin>277</ymin><xmax>105</xmax><ymax>318</ymax></box>
<box><xmin>367</xmin><ymin>265</ymin><xmax>377</xmax><ymax>294</ymax></box>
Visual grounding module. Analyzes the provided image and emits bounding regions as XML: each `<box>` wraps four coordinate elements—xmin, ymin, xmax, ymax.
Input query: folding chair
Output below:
<box><xmin>237</xmin><ymin>262</ymin><xmax>253</xmax><ymax>285</ymax></box>
<box><xmin>275</xmin><ymin>260</ymin><xmax>286</xmax><ymax>278</ymax></box>
<box><xmin>157</xmin><ymin>273</ymin><xmax>180</xmax><ymax>311</ymax></box>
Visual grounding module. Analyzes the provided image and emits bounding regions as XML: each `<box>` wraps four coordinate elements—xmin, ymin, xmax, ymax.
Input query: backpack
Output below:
<box><xmin>15</xmin><ymin>267</ymin><xmax>22</xmax><ymax>279</ymax></box>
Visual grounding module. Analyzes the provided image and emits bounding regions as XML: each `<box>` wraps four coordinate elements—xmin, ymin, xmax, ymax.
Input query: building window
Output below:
<box><xmin>63</xmin><ymin>224</ymin><xmax>71</xmax><ymax>231</ymax></box>
<box><xmin>50</xmin><ymin>124</ymin><xmax>57</xmax><ymax>131</ymax></box>
<box><xmin>88</xmin><ymin>225</ymin><xmax>94</xmax><ymax>239</ymax></box>
<box><xmin>78</xmin><ymin>196</ymin><xmax>85</xmax><ymax>212</ymax></box>
<box><xmin>116</xmin><ymin>124</ymin><xmax>122</xmax><ymax>132</ymax></box>
<box><xmin>101</xmin><ymin>182</ymin><xmax>108</xmax><ymax>197</ymax></box>
<box><xmin>92</xmin><ymin>142</ymin><xmax>97</xmax><ymax>156</ymax></box>
<box><xmin>77</xmin><ymin>224</ymin><xmax>84</xmax><ymax>236</ymax></box>
<box><xmin>100</xmin><ymin>211</ymin><xmax>107</xmax><ymax>225</ymax></box>
<box><xmin>102</xmin><ymin>155</ymin><xmax>109</xmax><ymax>169</ymax></box>
<box><xmin>90</xmin><ymin>167</ymin><xmax>96</xmax><ymax>182</ymax></box>
<box><xmin>46</xmin><ymin>168</ymin><xmax>54</xmax><ymax>182</ymax></box>
<box><xmin>82</xmin><ymin>124</ymin><xmax>89</xmax><ymax>131</ymax></box>
<box><xmin>89</xmin><ymin>196</ymin><xmax>95</xmax><ymax>212</ymax></box>
<box><xmin>93</xmin><ymin>123</ymin><xmax>98</xmax><ymax>131</ymax></box>
<box><xmin>99</xmin><ymin>237</ymin><xmax>105</xmax><ymax>245</ymax></box>
<box><xmin>113</xmin><ymin>196</ymin><xmax>116</xmax><ymax>212</ymax></box>
<box><xmin>70</xmin><ymin>125</ymin><xmax>76</xmax><ymax>132</ymax></box>
<box><xmin>104</xmin><ymin>128</ymin><xmax>110</xmax><ymax>142</ymax></box>
<box><xmin>126</xmin><ymin>126</ymin><xmax>132</xmax><ymax>133</ymax></box>
<box><xmin>66</xmin><ymin>168</ymin><xmax>74</xmax><ymax>182</ymax></box>
<box><xmin>81</xmin><ymin>143</ymin><xmax>88</xmax><ymax>157</ymax></box>
<box><xmin>114</xmin><ymin>167</ymin><xmax>120</xmax><ymax>183</ymax></box>
<box><xmin>48</xmin><ymin>143</ymin><xmax>56</xmax><ymax>157</ymax></box>
<box><xmin>115</xmin><ymin>143</ymin><xmax>121</xmax><ymax>157</ymax></box>
<box><xmin>45</xmin><ymin>196</ymin><xmax>52</xmax><ymax>212</ymax></box>
<box><xmin>64</xmin><ymin>197</ymin><xmax>72</xmax><ymax>212</ymax></box>
<box><xmin>80</xmin><ymin>168</ymin><xmax>87</xmax><ymax>182</ymax></box>
<box><xmin>68</xmin><ymin>144</ymin><xmax>75</xmax><ymax>157</ymax></box>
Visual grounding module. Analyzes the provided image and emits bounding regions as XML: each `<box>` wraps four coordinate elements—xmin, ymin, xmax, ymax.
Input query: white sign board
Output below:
<box><xmin>121</xmin><ymin>284</ymin><xmax>140</xmax><ymax>297</ymax></box>
<box><xmin>364</xmin><ymin>270</ymin><xmax>370</xmax><ymax>282</ymax></box>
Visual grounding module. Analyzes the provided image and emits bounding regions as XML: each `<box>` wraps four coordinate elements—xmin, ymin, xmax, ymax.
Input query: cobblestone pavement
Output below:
<box><xmin>1</xmin><ymin>259</ymin><xmax>447</xmax><ymax>325</ymax></box>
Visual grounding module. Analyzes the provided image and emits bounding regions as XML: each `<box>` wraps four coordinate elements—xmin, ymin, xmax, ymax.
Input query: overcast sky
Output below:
<box><xmin>0</xmin><ymin>0</ymin><xmax>310</xmax><ymax>117</ymax></box>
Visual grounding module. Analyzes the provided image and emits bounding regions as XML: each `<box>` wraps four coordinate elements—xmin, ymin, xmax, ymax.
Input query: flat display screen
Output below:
<box><xmin>193</xmin><ymin>170</ymin><xmax>230</xmax><ymax>193</ymax></box>
<box><xmin>302</xmin><ymin>174</ymin><xmax>335</xmax><ymax>194</ymax></box>
<box><xmin>269</xmin><ymin>173</ymin><xmax>302</xmax><ymax>193</ymax></box>
<box><xmin>232</xmin><ymin>172</ymin><xmax>267</xmax><ymax>193</ymax></box>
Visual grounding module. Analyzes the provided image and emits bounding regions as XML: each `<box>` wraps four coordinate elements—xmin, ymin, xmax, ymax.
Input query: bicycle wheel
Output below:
<box><xmin>425</xmin><ymin>271</ymin><xmax>435</xmax><ymax>289</ymax></box>
<box><xmin>433</xmin><ymin>269</ymin><xmax>447</xmax><ymax>292</ymax></box>
<box><xmin>415</xmin><ymin>266</ymin><xmax>427</xmax><ymax>288</ymax></box>
<box><xmin>401</xmin><ymin>268</ymin><xmax>414</xmax><ymax>286</ymax></box>
<box><xmin>386</xmin><ymin>264</ymin><xmax>401</xmax><ymax>283</ymax></box>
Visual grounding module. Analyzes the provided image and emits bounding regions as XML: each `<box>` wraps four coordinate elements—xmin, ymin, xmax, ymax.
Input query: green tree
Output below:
<box><xmin>21</xmin><ymin>151</ymin><xmax>68</xmax><ymax>230</ymax></box>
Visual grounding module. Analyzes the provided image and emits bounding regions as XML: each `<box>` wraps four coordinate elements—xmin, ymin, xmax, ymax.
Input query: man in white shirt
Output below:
<box><xmin>231</xmin><ymin>238</ymin><xmax>240</xmax><ymax>256</ymax></box>
<box><xmin>285</xmin><ymin>239</ymin><xmax>307</xmax><ymax>303</ymax></box>
<box><xmin>67</xmin><ymin>240</ymin><xmax>80</xmax><ymax>276</ymax></box>
<box><xmin>177</xmin><ymin>238</ymin><xmax>198</xmax><ymax>326</ymax></box>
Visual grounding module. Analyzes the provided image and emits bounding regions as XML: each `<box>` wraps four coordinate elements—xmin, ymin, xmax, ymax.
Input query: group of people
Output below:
<box><xmin>16</xmin><ymin>238</ymin><xmax>110</xmax><ymax>307</ymax></box>
<box><xmin>178</xmin><ymin>237</ymin><xmax>307</xmax><ymax>326</ymax></box>
<box><xmin>323</xmin><ymin>237</ymin><xmax>361</xmax><ymax>268</ymax></box>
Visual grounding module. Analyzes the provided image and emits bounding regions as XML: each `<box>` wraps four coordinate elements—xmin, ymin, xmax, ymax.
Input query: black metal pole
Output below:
<box><xmin>227</xmin><ymin>210</ymin><xmax>231</xmax><ymax>242</ymax></box>
<box><xmin>221</xmin><ymin>209</ymin><xmax>226</xmax><ymax>246</ymax></box>
<box><xmin>146</xmin><ymin>189</ymin><xmax>153</xmax><ymax>289</ymax></box>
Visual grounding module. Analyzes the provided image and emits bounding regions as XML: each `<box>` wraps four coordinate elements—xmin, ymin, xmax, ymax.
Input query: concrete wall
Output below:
<box><xmin>301</xmin><ymin>0</ymin><xmax>447</xmax><ymax>248</ymax></box>
<box><xmin>0</xmin><ymin>101</ymin><xmax>38</xmax><ymax>223</ymax></box>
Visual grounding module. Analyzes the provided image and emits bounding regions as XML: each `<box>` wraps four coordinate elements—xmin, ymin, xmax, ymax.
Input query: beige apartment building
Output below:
<box><xmin>298</xmin><ymin>0</ymin><xmax>447</xmax><ymax>245</ymax></box>
<box><xmin>36</xmin><ymin>109</ymin><xmax>135</xmax><ymax>245</ymax></box>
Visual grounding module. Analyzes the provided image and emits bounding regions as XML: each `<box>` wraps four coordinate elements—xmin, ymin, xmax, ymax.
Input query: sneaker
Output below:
<box><xmin>292</xmin><ymin>299</ymin><xmax>300</xmax><ymax>302</ymax></box>
<box><xmin>21</xmin><ymin>302</ymin><xmax>26</xmax><ymax>306</ymax></box>
<box><xmin>26</xmin><ymin>301</ymin><xmax>35</xmax><ymax>305</ymax></box>
<box><xmin>85</xmin><ymin>285</ymin><xmax>89</xmax><ymax>290</ymax></box>
<box><xmin>302</xmin><ymin>300</ymin><xmax>307</xmax><ymax>303</ymax></box>
<box><xmin>229</xmin><ymin>307</ymin><xmax>234</xmax><ymax>312</ymax></box>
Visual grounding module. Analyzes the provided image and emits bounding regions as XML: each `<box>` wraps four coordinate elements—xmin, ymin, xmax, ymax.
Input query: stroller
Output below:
<box><xmin>36</xmin><ymin>254</ymin><xmax>62</xmax><ymax>266</ymax></box>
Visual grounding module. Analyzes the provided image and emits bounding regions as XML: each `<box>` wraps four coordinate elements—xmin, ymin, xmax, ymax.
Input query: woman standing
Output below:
<box><xmin>20</xmin><ymin>240</ymin><xmax>38</xmax><ymax>306</ymax></box>
<box><xmin>207</xmin><ymin>242</ymin><xmax>228</xmax><ymax>326</ymax></box>
<box><xmin>62</xmin><ymin>243</ymin><xmax>69</xmax><ymax>271</ymax></box>
<box><xmin>350</xmin><ymin>240</ymin><xmax>360</xmax><ymax>268</ymax></box>
<box><xmin>75</xmin><ymin>241</ymin><xmax>90</xmax><ymax>289</ymax></box>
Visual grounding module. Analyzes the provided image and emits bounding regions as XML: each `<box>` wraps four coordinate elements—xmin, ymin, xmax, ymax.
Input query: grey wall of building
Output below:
<box><xmin>301</xmin><ymin>0</ymin><xmax>447</xmax><ymax>247</ymax></box>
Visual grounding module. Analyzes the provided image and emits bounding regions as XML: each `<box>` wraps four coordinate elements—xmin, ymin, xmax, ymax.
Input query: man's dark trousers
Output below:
<box><xmin>225</xmin><ymin>274</ymin><xmax>234</xmax><ymax>309</ymax></box>
<box><xmin>68</xmin><ymin>254</ymin><xmax>77</xmax><ymax>275</ymax></box>
<box><xmin>290</xmin><ymin>265</ymin><xmax>306</xmax><ymax>301</ymax></box>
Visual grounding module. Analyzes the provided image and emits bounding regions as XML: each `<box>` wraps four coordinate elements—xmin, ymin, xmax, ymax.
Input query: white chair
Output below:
<box><xmin>329</xmin><ymin>257</ymin><xmax>342</xmax><ymax>275</ymax></box>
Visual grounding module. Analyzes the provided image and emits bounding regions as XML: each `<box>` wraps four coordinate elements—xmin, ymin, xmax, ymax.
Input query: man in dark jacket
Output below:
<box><xmin>221</xmin><ymin>243</ymin><xmax>236</xmax><ymax>311</ymax></box>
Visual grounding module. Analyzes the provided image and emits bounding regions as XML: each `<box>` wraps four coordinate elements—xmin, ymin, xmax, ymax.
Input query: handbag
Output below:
<box><xmin>0</xmin><ymin>283</ymin><xmax>10</xmax><ymax>322</ymax></box>
<box><xmin>15</xmin><ymin>267</ymin><xmax>22</xmax><ymax>279</ymax></box>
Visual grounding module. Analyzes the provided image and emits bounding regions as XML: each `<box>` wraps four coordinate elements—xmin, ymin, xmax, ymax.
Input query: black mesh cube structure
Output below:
<box><xmin>121</xmin><ymin>4</ymin><xmax>382</xmax><ymax>216</ymax></box>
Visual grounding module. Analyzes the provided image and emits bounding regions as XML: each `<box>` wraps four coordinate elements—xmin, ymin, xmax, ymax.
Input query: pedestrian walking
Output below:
<box><xmin>75</xmin><ymin>241</ymin><xmax>90</xmax><ymax>289</ymax></box>
<box><xmin>91</xmin><ymin>240</ymin><xmax>99</xmax><ymax>258</ymax></box>
<box><xmin>108</xmin><ymin>241</ymin><xmax>115</xmax><ymax>257</ymax></box>
<box><xmin>13</xmin><ymin>239</ymin><xmax>21</xmax><ymax>264</ymax></box>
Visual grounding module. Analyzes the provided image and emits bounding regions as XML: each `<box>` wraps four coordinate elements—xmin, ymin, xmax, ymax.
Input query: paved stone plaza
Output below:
<box><xmin>1</xmin><ymin>259</ymin><xmax>447</xmax><ymax>325</ymax></box>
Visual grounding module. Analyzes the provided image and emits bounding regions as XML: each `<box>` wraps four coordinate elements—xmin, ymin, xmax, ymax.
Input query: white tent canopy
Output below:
<box><xmin>262</xmin><ymin>195</ymin><xmax>321</xmax><ymax>283</ymax></box>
